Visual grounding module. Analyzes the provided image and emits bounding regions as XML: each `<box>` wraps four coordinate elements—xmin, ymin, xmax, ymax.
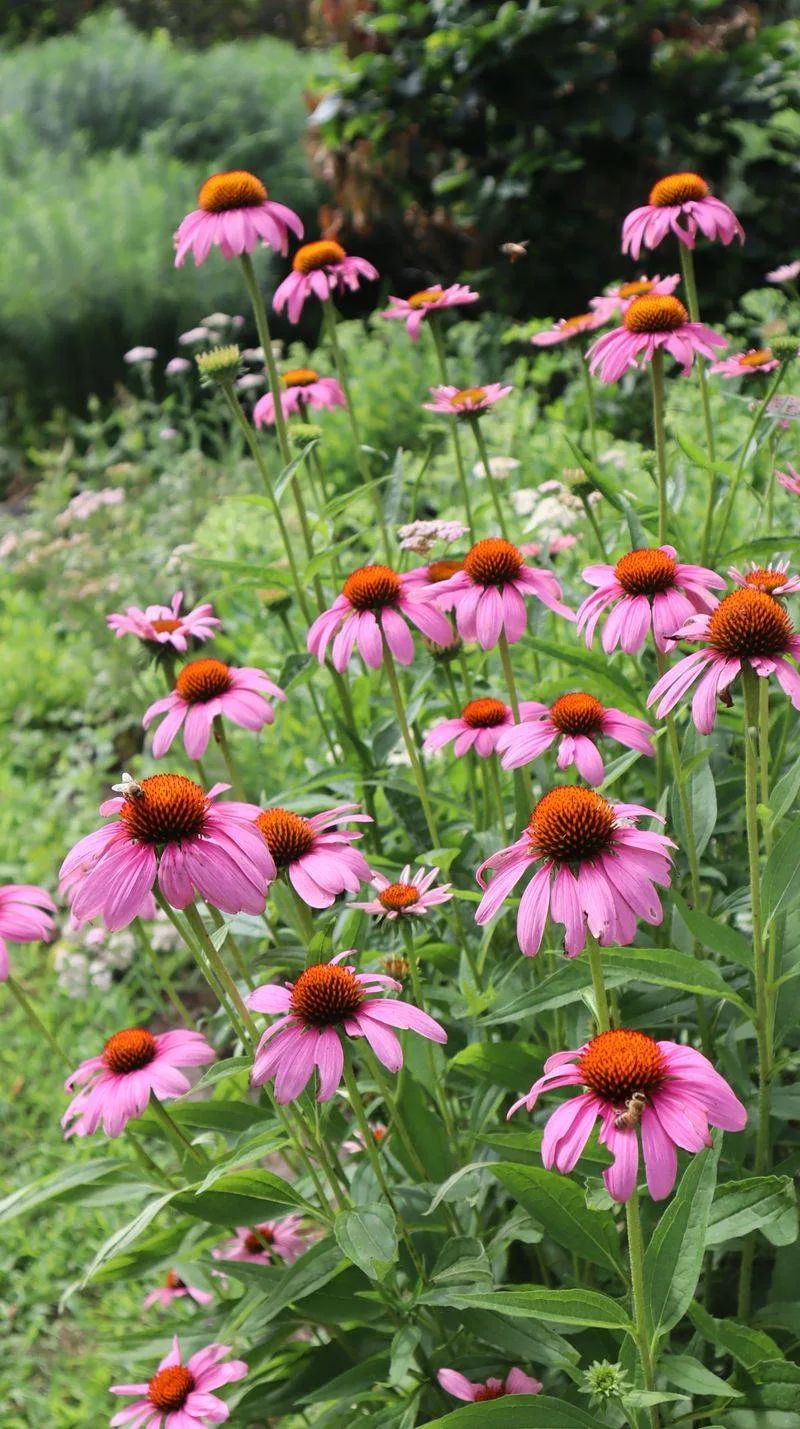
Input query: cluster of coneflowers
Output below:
<box><xmin>3</xmin><ymin>161</ymin><xmax>799</xmax><ymax>1427</ymax></box>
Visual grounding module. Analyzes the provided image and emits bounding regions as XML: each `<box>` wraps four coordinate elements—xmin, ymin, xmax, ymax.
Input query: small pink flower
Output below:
<box><xmin>508</xmin><ymin>1028</ymin><xmax>746</xmax><ymax>1202</ymax></box>
<box><xmin>254</xmin><ymin>804</ymin><xmax>371</xmax><ymax>909</ymax></box>
<box><xmin>777</xmin><ymin>464</ymin><xmax>800</xmax><ymax>496</ymax></box>
<box><xmin>165</xmin><ymin>357</ymin><xmax>192</xmax><ymax>376</ymax></box>
<box><xmin>622</xmin><ymin>172</ymin><xmax>744</xmax><ymax>260</ymax></box>
<box><xmin>438</xmin><ymin>1367</ymin><xmax>543</xmax><ymax>1401</ymax></box>
<box><xmin>63</xmin><ymin>1026</ymin><xmax>214</xmax><ymax>1139</ymax></box>
<box><xmin>352</xmin><ymin>865</ymin><xmax>453</xmax><ymax>919</ymax></box>
<box><xmin>212</xmin><ymin>1215</ymin><xmax>306</xmax><ymax>1266</ymax></box>
<box><xmin>60</xmin><ymin>775</ymin><xmax>274</xmax><ymax>930</ymax></box>
<box><xmin>424</xmin><ymin>696</ymin><xmax>533</xmax><ymax>758</ymax></box>
<box><xmin>144</xmin><ymin>659</ymin><xmax>285</xmax><ymax>760</ymax></box>
<box><xmin>576</xmin><ymin>545</ymin><xmax>724</xmax><ymax>654</ymax></box>
<box><xmin>647</xmin><ymin>588</ymin><xmax>800</xmax><ymax>734</ymax></box>
<box><xmin>589</xmin><ymin>274</ymin><xmax>681</xmax><ymax>323</ymax></box>
<box><xmin>144</xmin><ymin>1271</ymin><xmax>213</xmax><ymax>1310</ymax></box>
<box><xmin>107</xmin><ymin>591</ymin><xmax>221</xmax><ymax>653</ymax></box>
<box><xmin>766</xmin><ymin>261</ymin><xmax>800</xmax><ymax>284</ymax></box>
<box><xmin>247</xmin><ymin>951</ymin><xmax>447</xmax><ymax>1104</ymax></box>
<box><xmin>342</xmin><ymin>1121</ymin><xmax>387</xmax><ymax>1155</ymax></box>
<box><xmin>498</xmin><ymin>693</ymin><xmax>655</xmax><ymax>786</ymax></box>
<box><xmin>110</xmin><ymin>1336</ymin><xmax>247</xmax><ymax>1427</ymax></box>
<box><xmin>475</xmin><ymin>786</ymin><xmax>674</xmax><ymax>958</ymax></box>
<box><xmin>307</xmin><ymin>564</ymin><xmax>453</xmax><ymax>672</ymax></box>
<box><xmin>587</xmin><ymin>294</ymin><xmax>726</xmax><ymax>384</ymax></box>
<box><xmin>710</xmin><ymin>347</ymin><xmax>779</xmax><ymax>378</ymax></box>
<box><xmin>273</xmin><ymin>238</ymin><xmax>378</xmax><ymax>322</ymax></box>
<box><xmin>253</xmin><ymin>368</ymin><xmax>345</xmax><ymax>426</ymax></box>
<box><xmin>424</xmin><ymin>383</ymin><xmax>512</xmax><ymax>416</ymax></box>
<box><xmin>174</xmin><ymin>169</ymin><xmax>303</xmax><ymax>267</ymax></box>
<box><xmin>530</xmin><ymin>311</ymin><xmax>605</xmax><ymax>347</ymax></box>
<box><xmin>383</xmin><ymin>282</ymin><xmax>479</xmax><ymax>340</ymax></box>
<box><xmin>433</xmin><ymin>538</ymin><xmax>574</xmax><ymax>649</ymax></box>
<box><xmin>0</xmin><ymin>883</ymin><xmax>56</xmax><ymax>982</ymax></box>
<box><xmin>729</xmin><ymin>560</ymin><xmax>800</xmax><ymax>597</ymax></box>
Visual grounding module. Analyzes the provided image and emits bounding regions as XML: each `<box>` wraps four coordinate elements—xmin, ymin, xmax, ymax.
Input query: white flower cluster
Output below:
<box><xmin>55</xmin><ymin>488</ymin><xmax>125</xmax><ymax>529</ymax></box>
<box><xmin>397</xmin><ymin>519</ymin><xmax>467</xmax><ymax>554</ymax></box>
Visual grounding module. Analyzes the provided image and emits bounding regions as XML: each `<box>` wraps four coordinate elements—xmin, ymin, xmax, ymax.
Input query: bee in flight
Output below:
<box><xmin>613</xmin><ymin>1091</ymin><xmax>647</xmax><ymax>1130</ymax></box>
<box><xmin>500</xmin><ymin>240</ymin><xmax>529</xmax><ymax>263</ymax></box>
<box><xmin>112</xmin><ymin>772</ymin><xmax>145</xmax><ymax>800</ymax></box>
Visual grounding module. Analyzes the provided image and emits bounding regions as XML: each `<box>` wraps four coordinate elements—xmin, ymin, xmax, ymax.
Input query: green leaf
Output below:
<box><xmin>429</xmin><ymin>1237</ymin><xmax>493</xmax><ymax>1290</ymax></box>
<box><xmin>528</xmin><ymin>635</ymin><xmax>643</xmax><ymax>710</ymax></box>
<box><xmin>688</xmin><ymin>1300</ymin><xmax>782</xmax><ymax>1373</ymax></box>
<box><xmin>389</xmin><ymin>1325</ymin><xmax>421</xmax><ymax>1386</ymax></box>
<box><xmin>483</xmin><ymin>958</ymin><xmax>629</xmax><ymax>1024</ymax></box>
<box><xmin>174</xmin><ymin>1169</ymin><xmax>316</xmax><ymax>1227</ymax></box>
<box><xmin>422</xmin><ymin>1394</ymin><xmax>601</xmax><ymax>1427</ymax></box>
<box><xmin>670</xmin><ymin>733</ymin><xmax>716</xmax><ymax>857</ymax></box>
<box><xmin>419</xmin><ymin>1287</ymin><xmax>633</xmax><ymax>1332</ymax></box>
<box><xmin>393</xmin><ymin>1075</ymin><xmax>453</xmax><ymax>1183</ymax></box>
<box><xmin>277</xmin><ymin>650</ymin><xmax>315</xmax><ymax>690</ymax></box>
<box><xmin>458</xmin><ymin>1309</ymin><xmax>579</xmax><ymax>1370</ymax></box>
<box><xmin>79</xmin><ymin>1190</ymin><xmax>177</xmax><ymax>1288</ymax></box>
<box><xmin>193</xmin><ymin>1128</ymin><xmax>290</xmax><ymax>1193</ymax></box>
<box><xmin>450</xmin><ymin>1042</ymin><xmax>541</xmax><ymax>1093</ymax></box>
<box><xmin>222</xmin><ymin>1238</ymin><xmax>348</xmax><ymax>1331</ymax></box>
<box><xmin>706</xmin><ymin>1177</ymin><xmax>798</xmax><ymax>1248</ymax></box>
<box><xmin>0</xmin><ymin>1157</ymin><xmax>130</xmax><ymax>1224</ymax></box>
<box><xmin>670</xmin><ymin>890</ymin><xmax>753</xmax><ymax>970</ymax></box>
<box><xmin>769</xmin><ymin>759</ymin><xmax>800</xmax><ymax>823</ymax></box>
<box><xmin>602</xmin><ymin>946</ymin><xmax>750</xmax><ymax>1013</ymax></box>
<box><xmin>763</xmin><ymin>815</ymin><xmax>800</xmax><ymax>927</ymax></box>
<box><xmin>334</xmin><ymin>1203</ymin><xmax>398</xmax><ymax>1281</ymax></box>
<box><xmin>745</xmin><ymin>1358</ymin><xmax>800</xmax><ymax>1412</ymax></box>
<box><xmin>661</xmin><ymin>1353</ymin><xmax>742</xmax><ymax>1398</ymax></box>
<box><xmin>645</xmin><ymin>1134</ymin><xmax>721</xmax><ymax>1337</ymax></box>
<box><xmin>675</xmin><ymin>428</ymin><xmax>714</xmax><ymax>472</ymax></box>
<box><xmin>491</xmin><ymin>1163</ymin><xmax>625</xmax><ymax>1278</ymax></box>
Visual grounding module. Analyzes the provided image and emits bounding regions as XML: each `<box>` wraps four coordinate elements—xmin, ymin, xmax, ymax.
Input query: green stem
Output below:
<box><xmin>650</xmin><ymin>348</ymin><xmax>668</xmax><ymax>545</ymax></box>
<box><xmin>381</xmin><ymin>636</ymin><xmax>440</xmax><ymax>849</ymax></box>
<box><xmin>6</xmin><ymin>976</ymin><xmax>71</xmax><ymax>1067</ymax></box>
<box><xmin>399</xmin><ymin>921</ymin><xmax>457</xmax><ymax>1144</ymax></box>
<box><xmin>498</xmin><ymin>629</ymin><xmax>531</xmax><ymax>825</ymax></box>
<box><xmin>213</xmin><ymin>717</ymin><xmax>246</xmax><ymax>802</ymax></box>
<box><xmin>679</xmin><ymin>244</ymin><xmax>718</xmax><ymax>565</ymax></box>
<box><xmin>626</xmin><ymin>1193</ymin><xmax>660</xmax><ymax>1429</ymax></box>
<box><xmin>581</xmin><ymin>492</ymin><xmax>608</xmax><ymax>561</ymax></box>
<box><xmin>239</xmin><ymin>252</ymin><xmax>292</xmax><ymax>468</ymax></box>
<box><xmin>487</xmin><ymin>752</ymin><xmax>508</xmax><ymax>838</ymax></box>
<box><xmin>125</xmin><ymin>1125</ymin><xmax>174</xmax><ymax>1185</ymax></box>
<box><xmin>712</xmin><ymin>363</ymin><xmax>788</xmax><ymax>564</ymax></box>
<box><xmin>181</xmin><ymin>901</ymin><xmax>258</xmax><ymax>1052</ymax></box>
<box><xmin>470</xmin><ymin>416</ymin><xmax>510</xmax><ymax>539</ymax></box>
<box><xmin>133</xmin><ymin>916</ymin><xmax>195</xmax><ymax>1026</ymax></box>
<box><xmin>429</xmin><ymin>315</ymin><xmax>475</xmax><ymax>539</ymax></box>
<box><xmin>586</xmin><ymin>935</ymin><xmax>611</xmax><ymax>1033</ymax></box>
<box><xmin>322</xmin><ymin>295</ymin><xmax>391</xmax><ymax>559</ymax></box>
<box><xmin>205</xmin><ymin>906</ymin><xmax>254</xmax><ymax>992</ymax></box>
<box><xmin>149</xmin><ymin>1091</ymin><xmax>207</xmax><ymax>1169</ymax></box>
<box><xmin>290</xmin><ymin>883</ymin><xmax>317</xmax><ymax>955</ymax></box>
<box><xmin>580</xmin><ymin>352</ymin><xmax>598</xmax><ymax>464</ymax></box>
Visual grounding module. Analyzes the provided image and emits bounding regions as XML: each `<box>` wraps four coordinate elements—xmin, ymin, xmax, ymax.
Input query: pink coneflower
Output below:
<box><xmin>508</xmin><ymin>1028</ymin><xmax>746</xmax><ymax>1202</ymax></box>
<box><xmin>273</xmin><ymin>239</ymin><xmax>378</xmax><ymax>322</ymax></box>
<box><xmin>307</xmin><ymin>564</ymin><xmax>453</xmax><ymax>672</ymax></box>
<box><xmin>587</xmin><ymin>294</ymin><xmax>726</xmax><ymax>384</ymax></box>
<box><xmin>0</xmin><ymin>883</ymin><xmax>56</xmax><ymax>982</ymax></box>
<box><xmin>253</xmin><ymin>368</ymin><xmax>345</xmax><ymax>426</ymax></box>
<box><xmin>143</xmin><ymin>659</ymin><xmax>285</xmax><ymax>760</ymax></box>
<box><xmin>144</xmin><ymin>1271</ymin><xmax>213</xmax><ymax>1310</ymax></box>
<box><xmin>212</xmin><ymin>1215</ymin><xmax>306</xmax><ymax>1266</ymax></box>
<box><xmin>497</xmin><ymin>693</ymin><xmax>655</xmax><ymax>786</ymax></box>
<box><xmin>589</xmin><ymin>274</ymin><xmax>681</xmax><ymax>323</ymax></box>
<box><xmin>174</xmin><ymin>169</ymin><xmax>303</xmax><ymax>267</ymax></box>
<box><xmin>63</xmin><ymin>1026</ymin><xmax>214</xmax><ymax>1139</ymax></box>
<box><xmin>621</xmin><ymin>172</ymin><xmax>744</xmax><ymax>260</ymax></box>
<box><xmin>432</xmin><ymin>538</ymin><xmax>574</xmax><ymax>648</ymax></box>
<box><xmin>254</xmin><ymin>804</ymin><xmax>371</xmax><ymax>909</ymax></box>
<box><xmin>576</xmin><ymin>545</ymin><xmax>725</xmax><ymax>654</ymax></box>
<box><xmin>247</xmin><ymin>951</ymin><xmax>447</xmax><ymax>1103</ymax></box>
<box><xmin>475</xmin><ymin>787</ymin><xmax>674</xmax><ymax>957</ymax></box>
<box><xmin>423</xmin><ymin>697</ymin><xmax>535</xmax><ymax>758</ymax></box>
<box><xmin>352</xmin><ymin>865</ymin><xmax>453</xmax><ymax>919</ymax></box>
<box><xmin>383</xmin><ymin>283</ymin><xmax>479</xmax><ymax>340</ymax></box>
<box><xmin>107</xmin><ymin>591</ymin><xmax>221</xmax><ymax>653</ymax></box>
<box><xmin>766</xmin><ymin>261</ymin><xmax>800</xmax><ymax>284</ymax></box>
<box><xmin>647</xmin><ymin>588</ymin><xmax>800</xmax><ymax>733</ymax></box>
<box><xmin>710</xmin><ymin>348</ymin><xmax>779</xmax><ymax>379</ymax></box>
<box><xmin>530</xmin><ymin>312</ymin><xmax>605</xmax><ymax>347</ymax></box>
<box><xmin>438</xmin><ymin>1367</ymin><xmax>543</xmax><ymax>1402</ymax></box>
<box><xmin>777</xmin><ymin>464</ymin><xmax>800</xmax><ymax>496</ymax></box>
<box><xmin>110</xmin><ymin>1336</ymin><xmax>247</xmax><ymax>1427</ymax></box>
<box><xmin>60</xmin><ymin>775</ymin><xmax>273</xmax><ymax>929</ymax></box>
<box><xmin>729</xmin><ymin>560</ymin><xmax>800</xmax><ymax>597</ymax></box>
<box><xmin>424</xmin><ymin>384</ymin><xmax>512</xmax><ymax>416</ymax></box>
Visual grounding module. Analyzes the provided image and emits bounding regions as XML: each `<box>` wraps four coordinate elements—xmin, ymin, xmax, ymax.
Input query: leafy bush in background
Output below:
<box><xmin>0</xmin><ymin>0</ymin><xmax>312</xmax><ymax>45</ymax></box>
<box><xmin>311</xmin><ymin>0</ymin><xmax>800</xmax><ymax>317</ymax></box>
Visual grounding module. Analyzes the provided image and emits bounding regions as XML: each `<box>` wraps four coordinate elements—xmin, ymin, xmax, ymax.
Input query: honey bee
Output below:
<box><xmin>500</xmin><ymin>240</ymin><xmax>529</xmax><ymax>263</ymax></box>
<box><xmin>112</xmin><ymin>772</ymin><xmax>145</xmax><ymax>800</ymax></box>
<box><xmin>613</xmin><ymin>1091</ymin><xmax>647</xmax><ymax>1130</ymax></box>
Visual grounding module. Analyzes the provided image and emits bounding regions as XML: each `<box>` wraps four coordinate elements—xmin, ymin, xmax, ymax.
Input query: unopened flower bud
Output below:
<box><xmin>770</xmin><ymin>335</ymin><xmax>800</xmax><ymax>362</ymax></box>
<box><xmin>196</xmin><ymin>344</ymin><xmax>241</xmax><ymax>385</ymax></box>
<box><xmin>422</xmin><ymin>626</ymin><xmax>463</xmax><ymax>662</ymax></box>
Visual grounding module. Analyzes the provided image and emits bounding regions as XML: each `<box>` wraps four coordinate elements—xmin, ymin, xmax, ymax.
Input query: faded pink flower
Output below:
<box><xmin>174</xmin><ymin>169</ymin><xmax>302</xmax><ymax>267</ymax></box>
<box><xmin>576</xmin><ymin>545</ymin><xmax>724</xmax><ymax>654</ymax></box>
<box><xmin>622</xmin><ymin>172</ymin><xmax>744</xmax><ymax>260</ymax></box>
<box><xmin>63</xmin><ymin>1026</ymin><xmax>213</xmax><ymax>1139</ymax></box>
<box><xmin>647</xmin><ymin>588</ymin><xmax>800</xmax><ymax>733</ymax></box>
<box><xmin>433</xmin><ymin>538</ymin><xmax>573</xmax><ymax>649</ymax></box>
<box><xmin>273</xmin><ymin>239</ymin><xmax>378</xmax><ymax>322</ymax></box>
<box><xmin>352</xmin><ymin>865</ymin><xmax>453</xmax><ymax>919</ymax></box>
<box><xmin>475</xmin><ymin>787</ymin><xmax>674</xmax><ymax>957</ymax></box>
<box><xmin>766</xmin><ymin>261</ymin><xmax>800</xmax><ymax>284</ymax></box>
<box><xmin>424</xmin><ymin>383</ymin><xmax>512</xmax><ymax>416</ymax></box>
<box><xmin>497</xmin><ymin>693</ymin><xmax>655</xmax><ymax>786</ymax></box>
<box><xmin>110</xmin><ymin>1336</ymin><xmax>247</xmax><ymax>1427</ymax></box>
<box><xmin>247</xmin><ymin>951</ymin><xmax>446</xmax><ymax>1104</ymax></box>
<box><xmin>144</xmin><ymin>1271</ymin><xmax>213</xmax><ymax>1310</ymax></box>
<box><xmin>107</xmin><ymin>591</ymin><xmax>221</xmax><ymax>653</ymax></box>
<box><xmin>710</xmin><ymin>348</ymin><xmax>779</xmax><ymax>379</ymax></box>
<box><xmin>438</xmin><ymin>1366</ymin><xmax>543</xmax><ymax>1401</ymax></box>
<box><xmin>509</xmin><ymin>1028</ymin><xmax>746</xmax><ymax>1202</ymax></box>
<box><xmin>383</xmin><ymin>282</ymin><xmax>479</xmax><ymax>340</ymax></box>
<box><xmin>530</xmin><ymin>312</ymin><xmax>605</xmax><ymax>346</ymax></box>
<box><xmin>212</xmin><ymin>1215</ymin><xmax>306</xmax><ymax>1266</ymax></box>
<box><xmin>254</xmin><ymin>804</ymin><xmax>371</xmax><ymax>909</ymax></box>
<box><xmin>307</xmin><ymin>564</ymin><xmax>453</xmax><ymax>672</ymax></box>
<box><xmin>0</xmin><ymin>883</ymin><xmax>56</xmax><ymax>982</ymax></box>
<box><xmin>254</xmin><ymin>368</ymin><xmax>345</xmax><ymax>426</ymax></box>
<box><xmin>777</xmin><ymin>464</ymin><xmax>800</xmax><ymax>496</ymax></box>
<box><xmin>60</xmin><ymin>775</ymin><xmax>274</xmax><ymax>929</ymax></box>
<box><xmin>143</xmin><ymin>659</ymin><xmax>285</xmax><ymax>759</ymax></box>
<box><xmin>424</xmin><ymin>697</ymin><xmax>538</xmax><ymax>759</ymax></box>
<box><xmin>589</xmin><ymin>274</ymin><xmax>681</xmax><ymax>323</ymax></box>
<box><xmin>587</xmin><ymin>294</ymin><xmax>726</xmax><ymax>384</ymax></box>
